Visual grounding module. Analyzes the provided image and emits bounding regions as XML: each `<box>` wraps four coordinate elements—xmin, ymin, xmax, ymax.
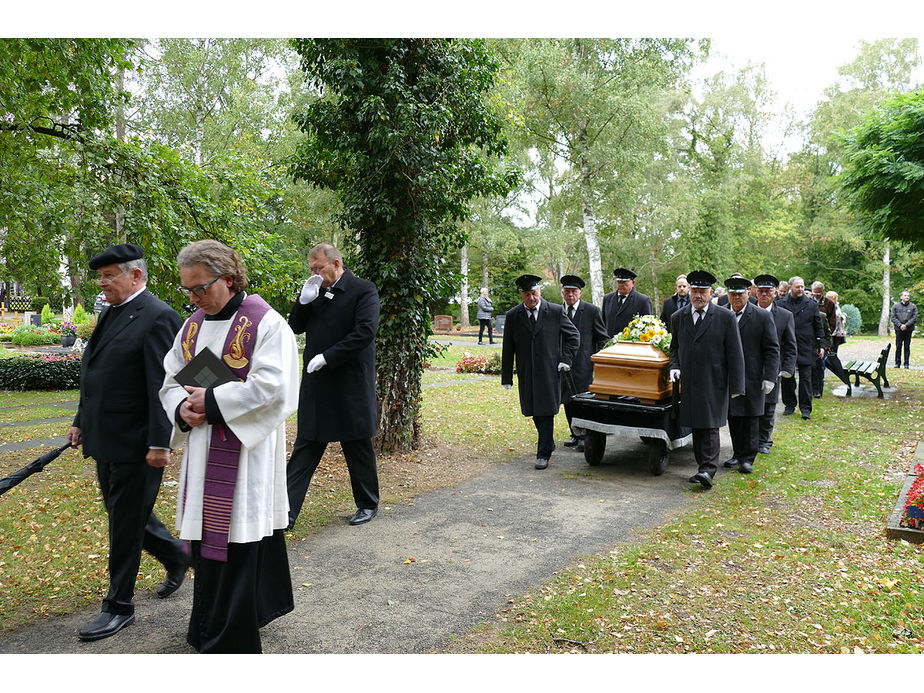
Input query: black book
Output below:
<box><xmin>173</xmin><ymin>346</ymin><xmax>238</xmax><ymax>388</ymax></box>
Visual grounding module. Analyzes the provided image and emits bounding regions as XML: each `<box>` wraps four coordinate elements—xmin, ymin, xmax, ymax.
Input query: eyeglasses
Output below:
<box><xmin>178</xmin><ymin>275</ymin><xmax>221</xmax><ymax>298</ymax></box>
<box><xmin>96</xmin><ymin>271</ymin><xmax>125</xmax><ymax>285</ymax></box>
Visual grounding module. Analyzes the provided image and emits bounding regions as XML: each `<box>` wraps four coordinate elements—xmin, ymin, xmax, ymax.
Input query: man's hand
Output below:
<box><xmin>762</xmin><ymin>380</ymin><xmax>775</xmax><ymax>394</ymax></box>
<box><xmin>669</xmin><ymin>369</ymin><xmax>681</xmax><ymax>383</ymax></box>
<box><xmin>780</xmin><ymin>371</ymin><xmax>793</xmax><ymax>379</ymax></box>
<box><xmin>307</xmin><ymin>353</ymin><xmax>326</xmax><ymax>373</ymax></box>
<box><xmin>817</xmin><ymin>348</ymin><xmax>825</xmax><ymax>359</ymax></box>
<box><xmin>146</xmin><ymin>448</ymin><xmax>170</xmax><ymax>468</ymax></box>
<box><xmin>901</xmin><ymin>324</ymin><xmax>907</xmax><ymax>331</ymax></box>
<box><xmin>66</xmin><ymin>426</ymin><xmax>82</xmax><ymax>448</ymax></box>
<box><xmin>557</xmin><ymin>362</ymin><xmax>570</xmax><ymax>372</ymax></box>
<box><xmin>181</xmin><ymin>386</ymin><xmax>207</xmax><ymax>428</ymax></box>
<box><xmin>299</xmin><ymin>274</ymin><xmax>323</xmax><ymax>305</ymax></box>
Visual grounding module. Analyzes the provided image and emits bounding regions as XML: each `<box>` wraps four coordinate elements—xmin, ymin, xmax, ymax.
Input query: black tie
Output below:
<box><xmin>619</xmin><ymin>295</ymin><xmax>625</xmax><ymax>307</ymax></box>
<box><xmin>694</xmin><ymin>309</ymin><xmax>704</xmax><ymax>332</ymax></box>
<box><xmin>530</xmin><ymin>309</ymin><xmax>536</xmax><ymax>322</ymax></box>
<box><xmin>568</xmin><ymin>306</ymin><xmax>575</xmax><ymax>321</ymax></box>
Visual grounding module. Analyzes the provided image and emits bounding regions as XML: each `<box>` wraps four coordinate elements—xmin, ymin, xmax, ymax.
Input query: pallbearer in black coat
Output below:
<box><xmin>603</xmin><ymin>267</ymin><xmax>653</xmax><ymax>337</ymax></box>
<box><xmin>669</xmin><ymin>270</ymin><xmax>746</xmax><ymax>489</ymax></box>
<box><xmin>721</xmin><ymin>277</ymin><xmax>780</xmax><ymax>474</ymax></box>
<box><xmin>754</xmin><ymin>274</ymin><xmax>798</xmax><ymax>455</ymax></box>
<box><xmin>559</xmin><ymin>275</ymin><xmax>608</xmax><ymax>450</ymax></box>
<box><xmin>286</xmin><ymin>244</ymin><xmax>381</xmax><ymax>527</ymax></box>
<box><xmin>502</xmin><ymin>274</ymin><xmax>580</xmax><ymax>470</ymax></box>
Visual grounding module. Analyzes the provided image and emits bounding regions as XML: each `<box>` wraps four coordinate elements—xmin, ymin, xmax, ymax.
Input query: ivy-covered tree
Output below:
<box><xmin>289</xmin><ymin>38</ymin><xmax>517</xmax><ymax>451</ymax></box>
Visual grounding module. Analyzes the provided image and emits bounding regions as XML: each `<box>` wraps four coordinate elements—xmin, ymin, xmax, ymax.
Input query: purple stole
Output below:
<box><xmin>180</xmin><ymin>294</ymin><xmax>271</xmax><ymax>562</ymax></box>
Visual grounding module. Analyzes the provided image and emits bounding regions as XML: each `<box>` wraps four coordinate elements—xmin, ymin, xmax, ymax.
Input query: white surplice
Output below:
<box><xmin>159</xmin><ymin>301</ymin><xmax>299</xmax><ymax>544</ymax></box>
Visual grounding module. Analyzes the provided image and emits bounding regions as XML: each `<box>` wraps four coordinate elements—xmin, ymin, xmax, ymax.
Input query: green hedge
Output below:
<box><xmin>0</xmin><ymin>355</ymin><xmax>81</xmax><ymax>390</ymax></box>
<box><xmin>842</xmin><ymin>304</ymin><xmax>862</xmax><ymax>336</ymax></box>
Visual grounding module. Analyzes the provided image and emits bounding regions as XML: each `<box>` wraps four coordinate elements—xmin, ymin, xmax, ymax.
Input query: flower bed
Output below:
<box><xmin>10</xmin><ymin>324</ymin><xmax>61</xmax><ymax>346</ymax></box>
<box><xmin>604</xmin><ymin>314</ymin><xmax>671</xmax><ymax>355</ymax></box>
<box><xmin>886</xmin><ymin>455</ymin><xmax>924</xmax><ymax>543</ymax></box>
<box><xmin>456</xmin><ymin>352</ymin><xmax>501</xmax><ymax>374</ymax></box>
<box><xmin>900</xmin><ymin>463</ymin><xmax>924</xmax><ymax>530</ymax></box>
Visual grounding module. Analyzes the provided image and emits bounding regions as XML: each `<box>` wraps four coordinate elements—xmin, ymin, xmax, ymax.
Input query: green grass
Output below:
<box><xmin>448</xmin><ymin>368</ymin><xmax>924</xmax><ymax>654</ymax></box>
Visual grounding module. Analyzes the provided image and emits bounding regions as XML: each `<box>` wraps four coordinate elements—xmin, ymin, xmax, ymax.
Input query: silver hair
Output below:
<box><xmin>811</xmin><ymin>281</ymin><xmax>825</xmax><ymax>291</ymax></box>
<box><xmin>118</xmin><ymin>258</ymin><xmax>148</xmax><ymax>283</ymax></box>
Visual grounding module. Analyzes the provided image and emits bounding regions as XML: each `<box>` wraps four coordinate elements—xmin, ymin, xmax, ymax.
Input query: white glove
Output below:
<box><xmin>780</xmin><ymin>371</ymin><xmax>792</xmax><ymax>379</ymax></box>
<box><xmin>306</xmin><ymin>353</ymin><xmax>326</xmax><ymax>373</ymax></box>
<box><xmin>762</xmin><ymin>380</ymin><xmax>775</xmax><ymax>394</ymax></box>
<box><xmin>669</xmin><ymin>369</ymin><xmax>681</xmax><ymax>382</ymax></box>
<box><xmin>731</xmin><ymin>393</ymin><xmax>741</xmax><ymax>398</ymax></box>
<box><xmin>557</xmin><ymin>362</ymin><xmax>570</xmax><ymax>372</ymax></box>
<box><xmin>299</xmin><ymin>274</ymin><xmax>323</xmax><ymax>304</ymax></box>
<box><xmin>503</xmin><ymin>383</ymin><xmax>512</xmax><ymax>390</ymax></box>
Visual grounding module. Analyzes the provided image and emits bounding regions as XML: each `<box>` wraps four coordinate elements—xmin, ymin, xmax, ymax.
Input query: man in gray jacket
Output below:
<box><xmin>891</xmin><ymin>291</ymin><xmax>917</xmax><ymax>369</ymax></box>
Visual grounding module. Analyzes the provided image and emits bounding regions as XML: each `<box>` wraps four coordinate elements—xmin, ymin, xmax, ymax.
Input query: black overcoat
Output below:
<box><xmin>775</xmin><ymin>294</ymin><xmax>824</xmax><ymax>366</ymax></box>
<box><xmin>669</xmin><ymin>304</ymin><xmax>745</xmax><ymax>428</ymax></box>
<box><xmin>767</xmin><ymin>303</ymin><xmax>797</xmax><ymax>404</ymax></box>
<box><xmin>659</xmin><ymin>294</ymin><xmax>689</xmax><ymax>332</ymax></box>
<box><xmin>562</xmin><ymin>299</ymin><xmax>608</xmax><ymax>397</ymax></box>
<box><xmin>502</xmin><ymin>299</ymin><xmax>580</xmax><ymax>417</ymax></box>
<box><xmin>602</xmin><ymin>289</ymin><xmax>653</xmax><ymax>337</ymax></box>
<box><xmin>73</xmin><ymin>290</ymin><xmax>181</xmax><ymax>463</ymax></box>
<box><xmin>728</xmin><ymin>302</ymin><xmax>780</xmax><ymax>417</ymax></box>
<box><xmin>288</xmin><ymin>269</ymin><xmax>379</xmax><ymax>441</ymax></box>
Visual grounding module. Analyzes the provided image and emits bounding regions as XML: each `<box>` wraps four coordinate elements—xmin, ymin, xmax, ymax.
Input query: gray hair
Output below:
<box><xmin>811</xmin><ymin>281</ymin><xmax>825</xmax><ymax>291</ymax></box>
<box><xmin>176</xmin><ymin>240</ymin><xmax>248</xmax><ymax>293</ymax></box>
<box><xmin>309</xmin><ymin>243</ymin><xmax>343</xmax><ymax>263</ymax></box>
<box><xmin>118</xmin><ymin>258</ymin><xmax>148</xmax><ymax>283</ymax></box>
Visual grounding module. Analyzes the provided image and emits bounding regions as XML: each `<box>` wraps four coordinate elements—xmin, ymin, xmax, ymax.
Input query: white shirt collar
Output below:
<box><xmin>111</xmin><ymin>285</ymin><xmax>145</xmax><ymax>308</ymax></box>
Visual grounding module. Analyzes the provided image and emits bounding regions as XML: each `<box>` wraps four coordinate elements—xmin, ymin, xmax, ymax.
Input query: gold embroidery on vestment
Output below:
<box><xmin>223</xmin><ymin>315</ymin><xmax>253</xmax><ymax>369</ymax></box>
<box><xmin>182</xmin><ymin>322</ymin><xmax>198</xmax><ymax>363</ymax></box>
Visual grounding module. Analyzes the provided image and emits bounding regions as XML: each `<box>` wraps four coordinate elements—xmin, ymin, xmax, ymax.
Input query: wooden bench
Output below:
<box><xmin>843</xmin><ymin>343</ymin><xmax>892</xmax><ymax>398</ymax></box>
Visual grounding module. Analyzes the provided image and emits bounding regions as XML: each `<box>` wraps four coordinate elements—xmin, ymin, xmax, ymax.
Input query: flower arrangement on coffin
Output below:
<box><xmin>603</xmin><ymin>314</ymin><xmax>672</xmax><ymax>355</ymax></box>
<box><xmin>901</xmin><ymin>462</ymin><xmax>924</xmax><ymax>530</ymax></box>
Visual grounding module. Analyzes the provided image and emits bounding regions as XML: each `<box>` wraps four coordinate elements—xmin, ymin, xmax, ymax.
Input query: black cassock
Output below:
<box><xmin>602</xmin><ymin>289</ymin><xmax>653</xmax><ymax>337</ymax></box>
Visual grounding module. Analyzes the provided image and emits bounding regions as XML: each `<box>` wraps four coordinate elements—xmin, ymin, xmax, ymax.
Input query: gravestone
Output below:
<box><xmin>433</xmin><ymin>315</ymin><xmax>453</xmax><ymax>332</ymax></box>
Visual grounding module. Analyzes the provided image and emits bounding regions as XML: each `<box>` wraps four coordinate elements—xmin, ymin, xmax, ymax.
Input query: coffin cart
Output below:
<box><xmin>568</xmin><ymin>341</ymin><xmax>691</xmax><ymax>475</ymax></box>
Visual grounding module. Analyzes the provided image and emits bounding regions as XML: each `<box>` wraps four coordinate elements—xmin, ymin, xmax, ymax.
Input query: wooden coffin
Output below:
<box><xmin>588</xmin><ymin>341</ymin><xmax>671</xmax><ymax>402</ymax></box>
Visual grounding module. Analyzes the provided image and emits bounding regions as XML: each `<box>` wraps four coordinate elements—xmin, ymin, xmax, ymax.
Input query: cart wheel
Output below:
<box><xmin>583</xmin><ymin>430</ymin><xmax>605</xmax><ymax>466</ymax></box>
<box><xmin>642</xmin><ymin>438</ymin><xmax>669</xmax><ymax>476</ymax></box>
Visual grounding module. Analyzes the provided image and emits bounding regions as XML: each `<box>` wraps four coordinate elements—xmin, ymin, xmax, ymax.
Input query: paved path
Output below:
<box><xmin>0</xmin><ymin>433</ymin><xmax>720</xmax><ymax>653</ymax></box>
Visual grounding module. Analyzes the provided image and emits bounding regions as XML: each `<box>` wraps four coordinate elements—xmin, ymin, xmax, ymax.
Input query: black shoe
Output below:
<box><xmin>691</xmin><ymin>472</ymin><xmax>714</xmax><ymax>489</ymax></box>
<box><xmin>78</xmin><ymin>612</ymin><xmax>135</xmax><ymax>642</ymax></box>
<box><xmin>723</xmin><ymin>458</ymin><xmax>739</xmax><ymax>469</ymax></box>
<box><xmin>156</xmin><ymin>555</ymin><xmax>190</xmax><ymax>599</ymax></box>
<box><xmin>478</xmin><ymin>341</ymin><xmax>484</xmax><ymax>345</ymax></box>
<box><xmin>563</xmin><ymin>436</ymin><xmax>580</xmax><ymax>448</ymax></box>
<box><xmin>739</xmin><ymin>461</ymin><xmax>753</xmax><ymax>474</ymax></box>
<box><xmin>349</xmin><ymin>508</ymin><xmax>377</xmax><ymax>525</ymax></box>
<box><xmin>894</xmin><ymin>364</ymin><xmax>901</xmax><ymax>368</ymax></box>
<box><xmin>782</xmin><ymin>408</ymin><xmax>795</xmax><ymax>416</ymax></box>
<box><xmin>904</xmin><ymin>365</ymin><xmax>910</xmax><ymax>369</ymax></box>
<box><xmin>758</xmin><ymin>445</ymin><xmax>771</xmax><ymax>455</ymax></box>
<box><xmin>801</xmin><ymin>412</ymin><xmax>811</xmax><ymax>420</ymax></box>
<box><xmin>813</xmin><ymin>393</ymin><xmax>822</xmax><ymax>399</ymax></box>
<box><xmin>535</xmin><ymin>457</ymin><xmax>549</xmax><ymax>470</ymax></box>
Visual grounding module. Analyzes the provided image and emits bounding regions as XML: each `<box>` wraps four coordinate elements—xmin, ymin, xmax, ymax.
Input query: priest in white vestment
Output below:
<box><xmin>159</xmin><ymin>239</ymin><xmax>298</xmax><ymax>654</ymax></box>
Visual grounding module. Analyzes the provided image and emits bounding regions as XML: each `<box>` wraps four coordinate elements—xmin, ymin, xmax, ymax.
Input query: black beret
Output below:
<box><xmin>560</xmin><ymin>275</ymin><xmax>585</xmax><ymax>289</ymax></box>
<box><xmin>613</xmin><ymin>267</ymin><xmax>637</xmax><ymax>280</ymax></box>
<box><xmin>753</xmin><ymin>274</ymin><xmax>779</xmax><ymax>288</ymax></box>
<box><xmin>686</xmin><ymin>270</ymin><xmax>717</xmax><ymax>288</ymax></box>
<box><xmin>89</xmin><ymin>243</ymin><xmax>144</xmax><ymax>270</ymax></box>
<box><xmin>515</xmin><ymin>274</ymin><xmax>543</xmax><ymax>292</ymax></box>
<box><xmin>724</xmin><ymin>276</ymin><xmax>752</xmax><ymax>293</ymax></box>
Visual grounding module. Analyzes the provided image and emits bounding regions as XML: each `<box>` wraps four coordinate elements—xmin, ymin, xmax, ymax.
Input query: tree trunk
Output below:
<box><xmin>581</xmin><ymin>185</ymin><xmax>604</xmax><ymax>308</ymax></box>
<box><xmin>878</xmin><ymin>239</ymin><xmax>891</xmax><ymax>337</ymax></box>
<box><xmin>481</xmin><ymin>249</ymin><xmax>489</xmax><ymax>289</ymax></box>
<box><xmin>459</xmin><ymin>244</ymin><xmax>470</xmax><ymax>327</ymax></box>
<box><xmin>648</xmin><ymin>246</ymin><xmax>661</xmax><ymax>309</ymax></box>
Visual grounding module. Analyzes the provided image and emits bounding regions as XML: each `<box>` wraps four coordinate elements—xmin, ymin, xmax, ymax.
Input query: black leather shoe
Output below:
<box><xmin>723</xmin><ymin>458</ymin><xmax>739</xmax><ymax>468</ymax></box>
<box><xmin>801</xmin><ymin>412</ymin><xmax>811</xmax><ymax>420</ymax></box>
<box><xmin>563</xmin><ymin>436</ymin><xmax>580</xmax><ymax>448</ymax></box>
<box><xmin>78</xmin><ymin>612</ymin><xmax>135</xmax><ymax>642</ymax></box>
<box><xmin>758</xmin><ymin>445</ymin><xmax>771</xmax><ymax>454</ymax></box>
<box><xmin>739</xmin><ymin>461</ymin><xmax>753</xmax><ymax>474</ymax></box>
<box><xmin>156</xmin><ymin>558</ymin><xmax>189</xmax><ymax>599</ymax></box>
<box><xmin>349</xmin><ymin>508</ymin><xmax>377</xmax><ymax>525</ymax></box>
<box><xmin>535</xmin><ymin>457</ymin><xmax>549</xmax><ymax>470</ymax></box>
<box><xmin>691</xmin><ymin>472</ymin><xmax>714</xmax><ymax>489</ymax></box>
<box><xmin>782</xmin><ymin>407</ymin><xmax>795</xmax><ymax>416</ymax></box>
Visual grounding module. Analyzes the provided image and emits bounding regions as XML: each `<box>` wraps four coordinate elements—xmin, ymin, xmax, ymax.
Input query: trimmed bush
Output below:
<box><xmin>11</xmin><ymin>325</ymin><xmax>60</xmax><ymax>346</ymax></box>
<box><xmin>842</xmin><ymin>304</ymin><xmax>862</xmax><ymax>336</ymax></box>
<box><xmin>73</xmin><ymin>303</ymin><xmax>89</xmax><ymax>325</ymax></box>
<box><xmin>31</xmin><ymin>296</ymin><xmax>49</xmax><ymax>312</ymax></box>
<box><xmin>0</xmin><ymin>354</ymin><xmax>81</xmax><ymax>390</ymax></box>
<box><xmin>40</xmin><ymin>304</ymin><xmax>54</xmax><ymax>324</ymax></box>
<box><xmin>75</xmin><ymin>317</ymin><xmax>97</xmax><ymax>340</ymax></box>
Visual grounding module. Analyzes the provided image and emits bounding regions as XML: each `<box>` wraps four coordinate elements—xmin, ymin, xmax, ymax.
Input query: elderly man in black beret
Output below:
<box><xmin>502</xmin><ymin>274</ymin><xmax>580</xmax><ymax>469</ymax></box>
<box><xmin>67</xmin><ymin>243</ymin><xmax>188</xmax><ymax>642</ymax></box>
<box><xmin>603</xmin><ymin>267</ymin><xmax>653</xmax><ymax>337</ymax></box>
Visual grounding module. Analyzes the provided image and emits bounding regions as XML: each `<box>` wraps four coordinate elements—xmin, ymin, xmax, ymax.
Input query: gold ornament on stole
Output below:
<box><xmin>182</xmin><ymin>322</ymin><xmax>199</xmax><ymax>364</ymax></box>
<box><xmin>223</xmin><ymin>315</ymin><xmax>253</xmax><ymax>369</ymax></box>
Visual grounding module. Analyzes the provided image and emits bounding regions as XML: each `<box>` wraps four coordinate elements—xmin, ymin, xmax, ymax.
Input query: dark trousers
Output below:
<box><xmin>478</xmin><ymin>319</ymin><xmax>494</xmax><ymax>343</ymax></box>
<box><xmin>533</xmin><ymin>415</ymin><xmax>555</xmax><ymax>459</ymax></box>
<box><xmin>96</xmin><ymin>458</ymin><xmax>188</xmax><ymax>616</ymax></box>
<box><xmin>811</xmin><ymin>355</ymin><xmax>826</xmax><ymax>396</ymax></box>
<box><xmin>727</xmin><ymin>415</ymin><xmax>759</xmax><ymax>466</ymax></box>
<box><xmin>825</xmin><ymin>351</ymin><xmax>850</xmax><ymax>386</ymax></box>
<box><xmin>287</xmin><ymin>437</ymin><xmax>380</xmax><ymax>525</ymax></box>
<box><xmin>562</xmin><ymin>401</ymin><xmax>582</xmax><ymax>439</ymax></box>
<box><xmin>781</xmin><ymin>364</ymin><xmax>813</xmax><ymax>415</ymax></box>
<box><xmin>188</xmin><ymin>530</ymin><xmax>293</xmax><ymax>654</ymax></box>
<box><xmin>896</xmin><ymin>329</ymin><xmax>913</xmax><ymax>366</ymax></box>
<box><xmin>758</xmin><ymin>399</ymin><xmax>776</xmax><ymax>450</ymax></box>
<box><xmin>692</xmin><ymin>427</ymin><xmax>721</xmax><ymax>476</ymax></box>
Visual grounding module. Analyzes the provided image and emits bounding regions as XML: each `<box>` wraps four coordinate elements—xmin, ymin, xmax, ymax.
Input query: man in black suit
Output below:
<box><xmin>775</xmin><ymin>276</ymin><xmax>825</xmax><ymax>420</ymax></box>
<box><xmin>669</xmin><ymin>270</ymin><xmax>745</xmax><ymax>489</ymax></box>
<box><xmin>502</xmin><ymin>274</ymin><xmax>580</xmax><ymax>470</ymax></box>
<box><xmin>559</xmin><ymin>274</ymin><xmax>608</xmax><ymax>450</ymax></box>
<box><xmin>603</xmin><ymin>267</ymin><xmax>653</xmax><ymax>337</ymax></box>
<box><xmin>67</xmin><ymin>243</ymin><xmax>188</xmax><ymax>642</ymax></box>
<box><xmin>659</xmin><ymin>274</ymin><xmax>690</xmax><ymax>332</ymax></box>
<box><xmin>720</xmin><ymin>276</ymin><xmax>779</xmax><ymax>474</ymax></box>
<box><xmin>716</xmin><ymin>274</ymin><xmax>758</xmax><ymax>307</ymax></box>
<box><xmin>753</xmin><ymin>274</ymin><xmax>797</xmax><ymax>455</ymax></box>
<box><xmin>286</xmin><ymin>244</ymin><xmax>381</xmax><ymax>527</ymax></box>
